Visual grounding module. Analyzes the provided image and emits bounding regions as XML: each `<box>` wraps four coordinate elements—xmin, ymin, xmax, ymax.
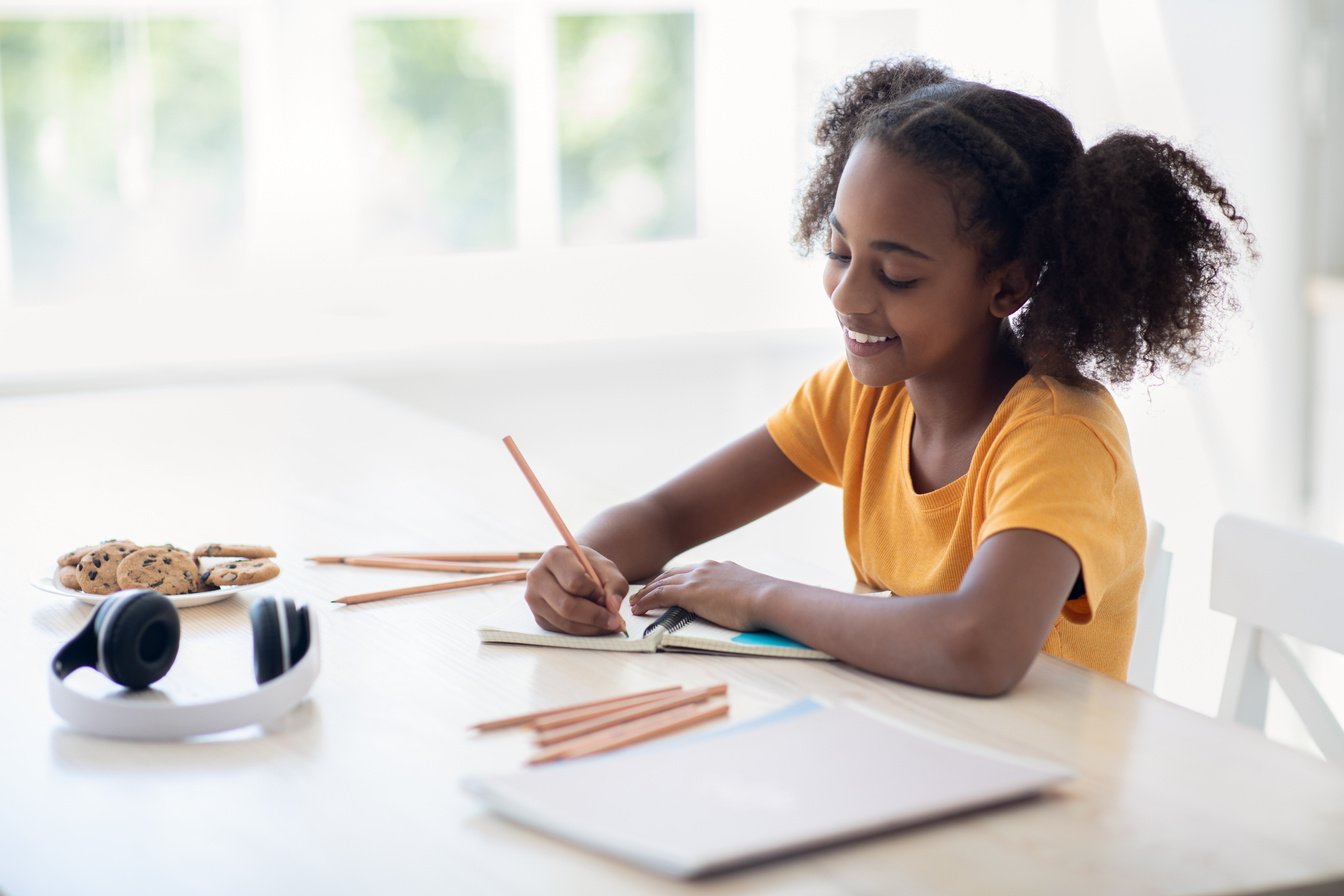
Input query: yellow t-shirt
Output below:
<box><xmin>766</xmin><ymin>360</ymin><xmax>1145</xmax><ymax>680</ymax></box>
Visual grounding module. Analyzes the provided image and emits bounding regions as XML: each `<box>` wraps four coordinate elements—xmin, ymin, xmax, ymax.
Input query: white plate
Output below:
<box><xmin>31</xmin><ymin>569</ymin><xmax>261</xmax><ymax>608</ymax></box>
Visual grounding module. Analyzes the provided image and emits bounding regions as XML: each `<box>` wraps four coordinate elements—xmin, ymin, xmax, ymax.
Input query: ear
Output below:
<box><xmin>987</xmin><ymin>260</ymin><xmax>1032</xmax><ymax>319</ymax></box>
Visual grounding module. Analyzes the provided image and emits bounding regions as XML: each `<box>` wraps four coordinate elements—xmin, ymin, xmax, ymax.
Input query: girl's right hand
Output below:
<box><xmin>524</xmin><ymin>545</ymin><xmax>629</xmax><ymax>635</ymax></box>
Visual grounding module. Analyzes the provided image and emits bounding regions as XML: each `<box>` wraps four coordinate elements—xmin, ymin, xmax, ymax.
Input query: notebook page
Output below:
<box><xmin>476</xmin><ymin>600</ymin><xmax>658</xmax><ymax>653</ymax></box>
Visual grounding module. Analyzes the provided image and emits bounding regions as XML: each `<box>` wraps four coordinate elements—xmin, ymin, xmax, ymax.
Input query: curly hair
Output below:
<box><xmin>795</xmin><ymin>58</ymin><xmax>1255</xmax><ymax>383</ymax></box>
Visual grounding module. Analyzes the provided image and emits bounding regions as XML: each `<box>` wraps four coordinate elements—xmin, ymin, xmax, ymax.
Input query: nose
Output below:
<box><xmin>826</xmin><ymin>264</ymin><xmax>878</xmax><ymax>315</ymax></box>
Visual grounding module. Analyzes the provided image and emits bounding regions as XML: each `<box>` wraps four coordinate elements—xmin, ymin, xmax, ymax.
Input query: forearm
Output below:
<box><xmin>577</xmin><ymin>497</ymin><xmax>683</xmax><ymax>584</ymax></box>
<box><xmin>750</xmin><ymin>581</ymin><xmax>1029</xmax><ymax>696</ymax></box>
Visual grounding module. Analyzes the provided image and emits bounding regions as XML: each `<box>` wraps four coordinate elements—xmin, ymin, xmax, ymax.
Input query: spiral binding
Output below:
<box><xmin>645</xmin><ymin>606</ymin><xmax>697</xmax><ymax>637</ymax></box>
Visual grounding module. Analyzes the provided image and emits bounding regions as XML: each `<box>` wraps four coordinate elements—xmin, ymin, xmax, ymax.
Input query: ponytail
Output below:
<box><xmin>1019</xmin><ymin>133</ymin><xmax>1255</xmax><ymax>382</ymax></box>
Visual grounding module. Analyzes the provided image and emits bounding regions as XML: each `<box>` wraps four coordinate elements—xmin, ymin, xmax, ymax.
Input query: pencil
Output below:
<box><xmin>535</xmin><ymin>684</ymin><xmax>729</xmax><ymax>746</ymax></box>
<box><xmin>378</xmin><ymin>551</ymin><xmax>544</xmax><ymax>562</ymax></box>
<box><xmin>333</xmin><ymin>570</ymin><xmax>528</xmax><ymax>605</ymax></box>
<box><xmin>528</xmin><ymin>701</ymin><xmax>730</xmax><ymax>765</ymax></box>
<box><xmin>501</xmin><ymin>435</ymin><xmax>608</xmax><ymax>607</ymax></box>
<box><xmin>308</xmin><ymin>556</ymin><xmax>527</xmax><ymax>574</ymax></box>
<box><xmin>469</xmin><ymin>685</ymin><xmax>684</xmax><ymax>732</ymax></box>
<box><xmin>309</xmin><ymin>552</ymin><xmax>543</xmax><ymax>564</ymax></box>
<box><xmin>529</xmin><ymin>690</ymin><xmax>691</xmax><ymax>731</ymax></box>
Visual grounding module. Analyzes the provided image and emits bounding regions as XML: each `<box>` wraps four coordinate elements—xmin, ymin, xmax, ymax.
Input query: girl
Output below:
<box><xmin>523</xmin><ymin>58</ymin><xmax>1252</xmax><ymax>696</ymax></box>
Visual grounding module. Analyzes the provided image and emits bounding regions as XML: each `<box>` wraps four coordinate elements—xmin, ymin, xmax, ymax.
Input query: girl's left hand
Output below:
<box><xmin>628</xmin><ymin>560</ymin><xmax>777</xmax><ymax>632</ymax></box>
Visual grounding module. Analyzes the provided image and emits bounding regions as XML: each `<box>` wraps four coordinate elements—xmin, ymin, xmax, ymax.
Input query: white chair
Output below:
<box><xmin>1128</xmin><ymin>519</ymin><xmax>1173</xmax><ymax>692</ymax></box>
<box><xmin>1212</xmin><ymin>514</ymin><xmax>1344</xmax><ymax>763</ymax></box>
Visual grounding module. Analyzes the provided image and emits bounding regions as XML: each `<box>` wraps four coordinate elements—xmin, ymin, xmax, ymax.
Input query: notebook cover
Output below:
<box><xmin>462</xmin><ymin>700</ymin><xmax>1072</xmax><ymax>877</ymax></box>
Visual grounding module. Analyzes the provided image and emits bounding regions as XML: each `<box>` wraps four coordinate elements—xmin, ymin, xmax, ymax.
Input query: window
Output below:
<box><xmin>0</xmin><ymin>18</ymin><xmax>242</xmax><ymax>305</ymax></box>
<box><xmin>353</xmin><ymin>17</ymin><xmax>514</xmax><ymax>252</ymax></box>
<box><xmin>0</xmin><ymin>1</ymin><xmax>834</xmax><ymax>362</ymax></box>
<box><xmin>0</xmin><ymin>6</ymin><xmax>703</xmax><ymax>306</ymax></box>
<box><xmin>556</xmin><ymin>13</ymin><xmax>695</xmax><ymax>245</ymax></box>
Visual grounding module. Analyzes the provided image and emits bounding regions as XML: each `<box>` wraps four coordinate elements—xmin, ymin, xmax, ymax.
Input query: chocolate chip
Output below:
<box><xmin>87</xmin><ymin>569</ymin><xmax>96</xmax><ymax>580</ymax></box>
<box><xmin>93</xmin><ymin>558</ymin><xmax>101</xmax><ymax>568</ymax></box>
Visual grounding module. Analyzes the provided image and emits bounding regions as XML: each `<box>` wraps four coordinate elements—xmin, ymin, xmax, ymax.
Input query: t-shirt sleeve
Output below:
<box><xmin>765</xmin><ymin>360</ymin><xmax>855</xmax><ymax>488</ymax></box>
<box><xmin>977</xmin><ymin>415</ymin><xmax>1133</xmax><ymax>623</ymax></box>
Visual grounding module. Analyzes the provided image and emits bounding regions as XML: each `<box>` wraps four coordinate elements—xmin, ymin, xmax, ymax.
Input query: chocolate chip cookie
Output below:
<box><xmin>76</xmin><ymin>541</ymin><xmax>141</xmax><ymax>595</ymax></box>
<box><xmin>193</xmin><ymin>543</ymin><xmax>277</xmax><ymax>560</ymax></box>
<box><xmin>115</xmin><ymin>548</ymin><xmax>200</xmax><ymax>595</ymax></box>
<box><xmin>57</xmin><ymin>544</ymin><xmax>98</xmax><ymax>568</ymax></box>
<box><xmin>57</xmin><ymin>566</ymin><xmax>81</xmax><ymax>590</ymax></box>
<box><xmin>204</xmin><ymin>558</ymin><xmax>280</xmax><ymax>587</ymax></box>
<box><xmin>58</xmin><ymin>538</ymin><xmax>134</xmax><ymax>568</ymax></box>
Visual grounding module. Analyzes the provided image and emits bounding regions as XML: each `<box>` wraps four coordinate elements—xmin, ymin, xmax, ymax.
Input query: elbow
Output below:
<box><xmin>944</xmin><ymin>619</ymin><xmax>1034</xmax><ymax>698</ymax></box>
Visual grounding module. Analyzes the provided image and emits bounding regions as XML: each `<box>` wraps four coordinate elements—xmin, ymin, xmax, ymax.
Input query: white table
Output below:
<box><xmin>2</xmin><ymin>382</ymin><xmax>1342</xmax><ymax>896</ymax></box>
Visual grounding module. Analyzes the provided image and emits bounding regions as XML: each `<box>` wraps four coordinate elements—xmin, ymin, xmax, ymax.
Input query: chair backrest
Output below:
<box><xmin>1212</xmin><ymin>514</ymin><xmax>1344</xmax><ymax>763</ymax></box>
<box><xmin>1128</xmin><ymin>520</ymin><xmax>1172</xmax><ymax>692</ymax></box>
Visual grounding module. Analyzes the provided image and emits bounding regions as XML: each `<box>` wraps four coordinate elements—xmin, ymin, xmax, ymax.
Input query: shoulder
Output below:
<box><xmin>985</xmin><ymin>374</ymin><xmax>1132</xmax><ymax>474</ymax></box>
<box><xmin>1000</xmin><ymin>373</ymin><xmax>1125</xmax><ymax>434</ymax></box>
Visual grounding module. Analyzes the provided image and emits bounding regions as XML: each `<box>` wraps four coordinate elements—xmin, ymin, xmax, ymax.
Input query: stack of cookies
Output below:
<box><xmin>56</xmin><ymin>540</ymin><xmax>280</xmax><ymax>596</ymax></box>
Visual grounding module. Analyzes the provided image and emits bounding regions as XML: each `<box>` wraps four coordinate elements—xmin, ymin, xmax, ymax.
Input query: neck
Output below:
<box><xmin>905</xmin><ymin>333</ymin><xmax>1026</xmax><ymax>443</ymax></box>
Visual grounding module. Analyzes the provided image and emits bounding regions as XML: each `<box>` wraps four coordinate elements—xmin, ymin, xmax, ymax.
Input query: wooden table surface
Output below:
<box><xmin>1</xmin><ymin>381</ymin><xmax>1341</xmax><ymax>896</ymax></box>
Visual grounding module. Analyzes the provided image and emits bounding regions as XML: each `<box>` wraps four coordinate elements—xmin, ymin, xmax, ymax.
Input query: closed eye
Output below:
<box><xmin>826</xmin><ymin>251</ymin><xmax>918</xmax><ymax>289</ymax></box>
<box><xmin>880</xmin><ymin>273</ymin><xmax>919</xmax><ymax>290</ymax></box>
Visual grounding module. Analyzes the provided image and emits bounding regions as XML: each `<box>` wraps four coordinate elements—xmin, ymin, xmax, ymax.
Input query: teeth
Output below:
<box><xmin>846</xmin><ymin>328</ymin><xmax>894</xmax><ymax>344</ymax></box>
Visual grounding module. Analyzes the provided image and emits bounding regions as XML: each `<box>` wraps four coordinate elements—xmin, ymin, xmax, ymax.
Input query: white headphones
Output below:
<box><xmin>49</xmin><ymin>589</ymin><xmax>320</xmax><ymax>740</ymax></box>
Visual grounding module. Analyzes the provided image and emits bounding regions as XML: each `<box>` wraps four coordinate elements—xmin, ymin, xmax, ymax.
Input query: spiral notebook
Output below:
<box><xmin>462</xmin><ymin>699</ymin><xmax>1072</xmax><ymax>878</ymax></box>
<box><xmin>477</xmin><ymin>600</ymin><xmax>832</xmax><ymax>660</ymax></box>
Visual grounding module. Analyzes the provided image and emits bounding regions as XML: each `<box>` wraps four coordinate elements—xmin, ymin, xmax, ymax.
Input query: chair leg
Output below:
<box><xmin>1218</xmin><ymin>621</ymin><xmax>1270</xmax><ymax>729</ymax></box>
<box><xmin>1257</xmin><ymin>632</ymin><xmax>1344</xmax><ymax>763</ymax></box>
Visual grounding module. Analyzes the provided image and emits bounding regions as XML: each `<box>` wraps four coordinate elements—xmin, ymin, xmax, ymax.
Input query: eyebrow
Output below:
<box><xmin>829</xmin><ymin>212</ymin><xmax>934</xmax><ymax>261</ymax></box>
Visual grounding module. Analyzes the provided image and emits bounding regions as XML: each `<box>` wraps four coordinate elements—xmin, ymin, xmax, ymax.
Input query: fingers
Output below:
<box><xmin>586</xmin><ymin>548</ymin><xmax>629</xmax><ymax>614</ymax></box>
<box><xmin>629</xmin><ymin>568</ymin><xmax>689</xmax><ymax>615</ymax></box>
<box><xmin>524</xmin><ymin>545</ymin><xmax>627</xmax><ymax>635</ymax></box>
<box><xmin>543</xmin><ymin>545</ymin><xmax>602</xmax><ymax>598</ymax></box>
<box><xmin>527</xmin><ymin>588</ymin><xmax>618</xmax><ymax>636</ymax></box>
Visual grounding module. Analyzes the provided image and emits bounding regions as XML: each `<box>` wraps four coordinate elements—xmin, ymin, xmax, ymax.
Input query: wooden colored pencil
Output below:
<box><xmin>309</xmin><ymin>552</ymin><xmax>543</xmax><ymax>564</ymax></box>
<box><xmin>528</xmin><ymin>690</ymin><xmax>690</xmax><ymax>731</ymax></box>
<box><xmin>535</xmin><ymin>684</ymin><xmax>729</xmax><ymax>745</ymax></box>
<box><xmin>528</xmin><ymin>701</ymin><xmax>729</xmax><ymax>765</ymax></box>
<box><xmin>377</xmin><ymin>551</ymin><xmax>544</xmax><ymax>563</ymax></box>
<box><xmin>308</xmin><ymin>556</ymin><xmax>526</xmax><ymax>574</ymax></box>
<box><xmin>469</xmin><ymin>685</ymin><xmax>683</xmax><ymax>732</ymax></box>
<box><xmin>333</xmin><ymin>570</ymin><xmax>528</xmax><ymax>605</ymax></box>
<box><xmin>501</xmin><ymin>435</ymin><xmax>603</xmax><ymax>590</ymax></box>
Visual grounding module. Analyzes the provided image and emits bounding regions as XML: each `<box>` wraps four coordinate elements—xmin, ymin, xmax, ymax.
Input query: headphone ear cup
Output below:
<box><xmin>251</xmin><ymin>596</ymin><xmax>307</xmax><ymax>685</ymax></box>
<box><xmin>289</xmin><ymin>602</ymin><xmax>311</xmax><ymax>664</ymax></box>
<box><xmin>99</xmin><ymin>590</ymin><xmax>180</xmax><ymax>690</ymax></box>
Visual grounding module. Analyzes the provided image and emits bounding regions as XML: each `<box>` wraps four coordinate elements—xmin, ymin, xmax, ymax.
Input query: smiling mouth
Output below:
<box><xmin>843</xmin><ymin>326</ymin><xmax>896</xmax><ymax>345</ymax></box>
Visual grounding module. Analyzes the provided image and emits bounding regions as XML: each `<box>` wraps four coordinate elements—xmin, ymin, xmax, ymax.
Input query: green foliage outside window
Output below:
<box><xmin>556</xmin><ymin>13</ymin><xmax>695</xmax><ymax>245</ymax></box>
<box><xmin>354</xmin><ymin>18</ymin><xmax>514</xmax><ymax>251</ymax></box>
<box><xmin>0</xmin><ymin>19</ymin><xmax>241</xmax><ymax>304</ymax></box>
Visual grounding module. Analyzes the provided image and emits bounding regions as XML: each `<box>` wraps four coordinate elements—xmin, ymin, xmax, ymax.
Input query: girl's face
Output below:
<box><xmin>823</xmin><ymin>138</ymin><xmax>1010</xmax><ymax>390</ymax></box>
